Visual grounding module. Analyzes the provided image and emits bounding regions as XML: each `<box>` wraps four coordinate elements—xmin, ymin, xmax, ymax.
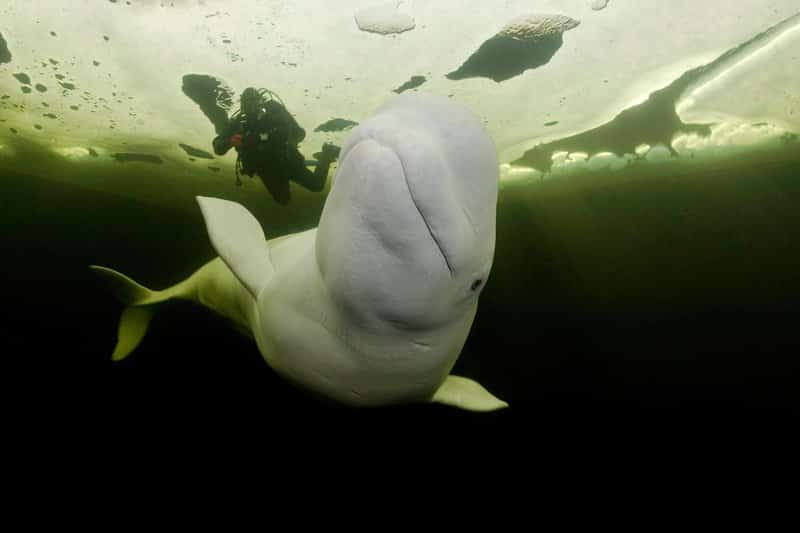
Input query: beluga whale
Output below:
<box><xmin>91</xmin><ymin>92</ymin><xmax>507</xmax><ymax>412</ymax></box>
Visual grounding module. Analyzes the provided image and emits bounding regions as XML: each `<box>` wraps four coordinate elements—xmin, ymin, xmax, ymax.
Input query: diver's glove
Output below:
<box><xmin>242</xmin><ymin>131</ymin><xmax>263</xmax><ymax>148</ymax></box>
<box><xmin>314</xmin><ymin>142</ymin><xmax>341</xmax><ymax>163</ymax></box>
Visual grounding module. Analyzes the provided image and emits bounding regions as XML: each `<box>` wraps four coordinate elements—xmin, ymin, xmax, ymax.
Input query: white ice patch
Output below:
<box><xmin>568</xmin><ymin>151</ymin><xmax>589</xmax><ymax>163</ymax></box>
<box><xmin>676</xmin><ymin>15</ymin><xmax>800</xmax><ymax>133</ymax></box>
<box><xmin>354</xmin><ymin>1</ymin><xmax>415</xmax><ymax>35</ymax></box>
<box><xmin>672</xmin><ymin>121</ymin><xmax>791</xmax><ymax>156</ymax></box>
<box><xmin>499</xmin><ymin>163</ymin><xmax>542</xmax><ymax>187</ymax></box>
<box><xmin>645</xmin><ymin>143</ymin><xmax>673</xmax><ymax>163</ymax></box>
<box><xmin>498</xmin><ymin>13</ymin><xmax>580</xmax><ymax>40</ymax></box>
<box><xmin>587</xmin><ymin>151</ymin><xmax>630</xmax><ymax>171</ymax></box>
<box><xmin>53</xmin><ymin>146</ymin><xmax>93</xmax><ymax>160</ymax></box>
<box><xmin>551</xmin><ymin>151</ymin><xmax>569</xmax><ymax>166</ymax></box>
<box><xmin>589</xmin><ymin>0</ymin><xmax>610</xmax><ymax>11</ymax></box>
<box><xmin>552</xmin><ymin>150</ymin><xmax>630</xmax><ymax>173</ymax></box>
<box><xmin>553</xmin><ymin>152</ymin><xmax>588</xmax><ymax>172</ymax></box>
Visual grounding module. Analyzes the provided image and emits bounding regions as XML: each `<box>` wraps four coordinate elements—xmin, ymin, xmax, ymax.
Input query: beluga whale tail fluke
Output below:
<box><xmin>88</xmin><ymin>265</ymin><xmax>180</xmax><ymax>361</ymax></box>
<box><xmin>91</xmin><ymin>91</ymin><xmax>508</xmax><ymax>412</ymax></box>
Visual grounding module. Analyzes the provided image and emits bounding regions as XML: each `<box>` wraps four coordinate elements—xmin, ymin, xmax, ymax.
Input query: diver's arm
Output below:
<box><xmin>265</xmin><ymin>100</ymin><xmax>306</xmax><ymax>145</ymax></box>
<box><xmin>212</xmin><ymin>119</ymin><xmax>244</xmax><ymax>155</ymax></box>
<box><xmin>287</xmin><ymin>114</ymin><xmax>306</xmax><ymax>145</ymax></box>
<box><xmin>212</xmin><ymin>135</ymin><xmax>232</xmax><ymax>156</ymax></box>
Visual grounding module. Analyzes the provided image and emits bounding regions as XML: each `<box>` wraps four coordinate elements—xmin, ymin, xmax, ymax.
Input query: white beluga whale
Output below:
<box><xmin>91</xmin><ymin>92</ymin><xmax>507</xmax><ymax>412</ymax></box>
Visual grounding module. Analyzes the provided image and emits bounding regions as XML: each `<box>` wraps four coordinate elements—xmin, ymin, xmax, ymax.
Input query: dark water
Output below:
<box><xmin>2</xmin><ymin>144</ymin><xmax>799</xmax><ymax>443</ymax></box>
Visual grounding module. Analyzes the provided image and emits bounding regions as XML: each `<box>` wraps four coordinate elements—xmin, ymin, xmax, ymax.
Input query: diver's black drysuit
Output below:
<box><xmin>212</xmin><ymin>99</ymin><xmax>332</xmax><ymax>205</ymax></box>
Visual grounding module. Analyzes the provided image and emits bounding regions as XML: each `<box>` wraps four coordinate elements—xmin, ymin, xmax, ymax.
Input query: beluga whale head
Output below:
<box><xmin>316</xmin><ymin>92</ymin><xmax>498</xmax><ymax>332</ymax></box>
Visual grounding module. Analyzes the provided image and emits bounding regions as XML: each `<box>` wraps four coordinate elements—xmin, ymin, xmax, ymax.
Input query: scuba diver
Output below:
<box><xmin>212</xmin><ymin>87</ymin><xmax>340</xmax><ymax>205</ymax></box>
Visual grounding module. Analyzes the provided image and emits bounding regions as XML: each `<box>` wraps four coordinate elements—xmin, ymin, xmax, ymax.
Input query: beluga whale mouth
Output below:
<box><xmin>392</xmin><ymin>143</ymin><xmax>455</xmax><ymax>276</ymax></box>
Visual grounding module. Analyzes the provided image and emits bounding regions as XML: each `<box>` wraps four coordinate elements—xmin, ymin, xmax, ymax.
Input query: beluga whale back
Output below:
<box><xmin>91</xmin><ymin>92</ymin><xmax>507</xmax><ymax>412</ymax></box>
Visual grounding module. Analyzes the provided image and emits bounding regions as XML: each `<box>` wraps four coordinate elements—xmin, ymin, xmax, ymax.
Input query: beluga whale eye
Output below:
<box><xmin>470</xmin><ymin>279</ymin><xmax>483</xmax><ymax>291</ymax></box>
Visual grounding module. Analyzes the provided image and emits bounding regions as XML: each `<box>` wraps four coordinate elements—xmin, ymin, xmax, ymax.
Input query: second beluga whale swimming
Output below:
<box><xmin>91</xmin><ymin>92</ymin><xmax>507</xmax><ymax>412</ymax></box>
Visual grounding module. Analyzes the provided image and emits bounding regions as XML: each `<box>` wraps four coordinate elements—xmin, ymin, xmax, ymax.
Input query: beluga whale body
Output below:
<box><xmin>92</xmin><ymin>92</ymin><xmax>507</xmax><ymax>412</ymax></box>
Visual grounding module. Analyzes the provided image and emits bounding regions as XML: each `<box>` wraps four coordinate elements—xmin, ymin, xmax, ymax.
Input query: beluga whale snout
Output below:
<box><xmin>317</xmin><ymin>93</ymin><xmax>498</xmax><ymax>329</ymax></box>
<box><xmin>91</xmin><ymin>92</ymin><xmax>507</xmax><ymax>412</ymax></box>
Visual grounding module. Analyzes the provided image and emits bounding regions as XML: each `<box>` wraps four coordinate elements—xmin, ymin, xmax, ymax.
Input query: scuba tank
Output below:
<box><xmin>231</xmin><ymin>88</ymin><xmax>290</xmax><ymax>186</ymax></box>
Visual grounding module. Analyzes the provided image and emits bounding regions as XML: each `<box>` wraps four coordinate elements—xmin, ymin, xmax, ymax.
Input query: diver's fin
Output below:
<box><xmin>89</xmin><ymin>265</ymin><xmax>176</xmax><ymax>361</ymax></box>
<box><xmin>431</xmin><ymin>375</ymin><xmax>509</xmax><ymax>412</ymax></box>
<box><xmin>196</xmin><ymin>196</ymin><xmax>274</xmax><ymax>299</ymax></box>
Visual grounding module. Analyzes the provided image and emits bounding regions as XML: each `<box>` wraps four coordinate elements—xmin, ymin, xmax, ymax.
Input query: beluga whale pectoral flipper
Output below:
<box><xmin>91</xmin><ymin>92</ymin><xmax>507</xmax><ymax>412</ymax></box>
